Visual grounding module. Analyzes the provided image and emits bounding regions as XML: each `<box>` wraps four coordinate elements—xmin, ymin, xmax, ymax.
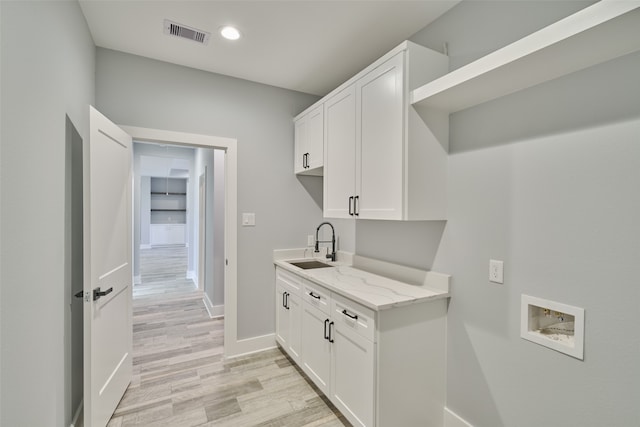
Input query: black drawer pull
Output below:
<box><xmin>324</xmin><ymin>318</ymin><xmax>330</xmax><ymax>340</ymax></box>
<box><xmin>328</xmin><ymin>321</ymin><xmax>334</xmax><ymax>343</ymax></box>
<box><xmin>342</xmin><ymin>309</ymin><xmax>358</xmax><ymax>320</ymax></box>
<box><xmin>308</xmin><ymin>291</ymin><xmax>321</xmax><ymax>300</ymax></box>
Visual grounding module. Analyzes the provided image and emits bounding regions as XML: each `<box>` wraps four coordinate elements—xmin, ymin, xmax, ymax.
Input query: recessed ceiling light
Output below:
<box><xmin>220</xmin><ymin>26</ymin><xmax>241</xmax><ymax>41</ymax></box>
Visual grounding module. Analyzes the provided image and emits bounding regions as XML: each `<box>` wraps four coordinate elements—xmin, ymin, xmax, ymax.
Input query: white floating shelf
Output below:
<box><xmin>411</xmin><ymin>1</ymin><xmax>640</xmax><ymax>113</ymax></box>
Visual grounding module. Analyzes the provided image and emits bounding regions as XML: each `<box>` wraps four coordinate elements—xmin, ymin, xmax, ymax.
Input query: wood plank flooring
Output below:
<box><xmin>109</xmin><ymin>246</ymin><xmax>350</xmax><ymax>426</ymax></box>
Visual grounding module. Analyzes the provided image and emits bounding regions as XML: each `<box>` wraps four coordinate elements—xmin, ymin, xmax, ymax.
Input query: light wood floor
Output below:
<box><xmin>108</xmin><ymin>246</ymin><xmax>350</xmax><ymax>426</ymax></box>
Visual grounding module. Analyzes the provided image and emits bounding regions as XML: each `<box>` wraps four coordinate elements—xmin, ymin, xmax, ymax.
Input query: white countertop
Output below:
<box><xmin>273</xmin><ymin>249</ymin><xmax>450</xmax><ymax>311</ymax></box>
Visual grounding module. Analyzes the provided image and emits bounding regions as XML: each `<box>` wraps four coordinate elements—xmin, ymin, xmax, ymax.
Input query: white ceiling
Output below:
<box><xmin>79</xmin><ymin>0</ymin><xmax>459</xmax><ymax>96</ymax></box>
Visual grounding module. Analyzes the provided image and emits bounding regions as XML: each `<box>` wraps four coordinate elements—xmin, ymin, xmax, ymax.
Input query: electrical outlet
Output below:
<box><xmin>307</xmin><ymin>235</ymin><xmax>315</xmax><ymax>246</ymax></box>
<box><xmin>489</xmin><ymin>259</ymin><xmax>504</xmax><ymax>284</ymax></box>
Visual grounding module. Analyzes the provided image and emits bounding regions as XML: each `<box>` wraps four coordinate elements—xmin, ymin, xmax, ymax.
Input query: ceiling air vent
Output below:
<box><xmin>163</xmin><ymin>19</ymin><xmax>210</xmax><ymax>45</ymax></box>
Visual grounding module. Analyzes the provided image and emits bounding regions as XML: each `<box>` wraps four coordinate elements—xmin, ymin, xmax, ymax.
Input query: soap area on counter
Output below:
<box><xmin>273</xmin><ymin>248</ymin><xmax>450</xmax><ymax>427</ymax></box>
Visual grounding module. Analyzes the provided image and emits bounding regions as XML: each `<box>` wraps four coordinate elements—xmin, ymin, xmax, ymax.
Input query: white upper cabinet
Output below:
<box><xmin>356</xmin><ymin>52</ymin><xmax>404</xmax><ymax>220</ymax></box>
<box><xmin>294</xmin><ymin>104</ymin><xmax>324</xmax><ymax>176</ymax></box>
<box><xmin>322</xmin><ymin>41</ymin><xmax>449</xmax><ymax>220</ymax></box>
<box><xmin>323</xmin><ymin>85</ymin><xmax>357</xmax><ymax>219</ymax></box>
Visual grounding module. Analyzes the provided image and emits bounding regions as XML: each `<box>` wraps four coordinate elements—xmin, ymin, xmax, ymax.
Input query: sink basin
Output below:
<box><xmin>287</xmin><ymin>260</ymin><xmax>334</xmax><ymax>270</ymax></box>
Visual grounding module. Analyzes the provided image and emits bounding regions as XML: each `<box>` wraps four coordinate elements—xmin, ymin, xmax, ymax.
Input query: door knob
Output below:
<box><xmin>93</xmin><ymin>287</ymin><xmax>113</xmax><ymax>301</ymax></box>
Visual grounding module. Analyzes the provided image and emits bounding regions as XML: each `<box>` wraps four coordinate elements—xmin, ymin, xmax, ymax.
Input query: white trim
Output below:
<box><xmin>202</xmin><ymin>294</ymin><xmax>224</xmax><ymax>319</ymax></box>
<box><xmin>133</xmin><ymin>275</ymin><xmax>141</xmax><ymax>285</ymax></box>
<box><xmin>186</xmin><ymin>269</ymin><xmax>197</xmax><ymax>287</ymax></box>
<box><xmin>224</xmin><ymin>333</ymin><xmax>276</xmax><ymax>360</ymax></box>
<box><xmin>211</xmin><ymin>304</ymin><xmax>224</xmax><ymax>318</ymax></box>
<box><xmin>120</xmin><ymin>125</ymin><xmax>239</xmax><ymax>359</ymax></box>
<box><xmin>444</xmin><ymin>407</ymin><xmax>473</xmax><ymax>427</ymax></box>
<box><xmin>139</xmin><ymin>244</ymin><xmax>151</xmax><ymax>250</ymax></box>
<box><xmin>202</xmin><ymin>297</ymin><xmax>213</xmax><ymax>318</ymax></box>
<box><xmin>70</xmin><ymin>400</ymin><xmax>83</xmax><ymax>427</ymax></box>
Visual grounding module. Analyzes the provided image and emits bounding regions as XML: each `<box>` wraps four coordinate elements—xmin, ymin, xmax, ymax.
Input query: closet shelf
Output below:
<box><xmin>411</xmin><ymin>1</ymin><xmax>640</xmax><ymax>114</ymax></box>
<box><xmin>151</xmin><ymin>192</ymin><xmax>187</xmax><ymax>196</ymax></box>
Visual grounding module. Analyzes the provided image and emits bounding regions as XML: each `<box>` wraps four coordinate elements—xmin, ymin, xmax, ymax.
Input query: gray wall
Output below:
<box><xmin>0</xmin><ymin>1</ymin><xmax>95</xmax><ymax>426</ymax></box>
<box><xmin>351</xmin><ymin>2</ymin><xmax>640</xmax><ymax>426</ymax></box>
<box><xmin>96</xmin><ymin>48</ymin><xmax>322</xmax><ymax>339</ymax></box>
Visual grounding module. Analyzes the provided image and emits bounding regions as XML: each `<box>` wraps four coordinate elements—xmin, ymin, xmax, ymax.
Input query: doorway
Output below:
<box><xmin>132</xmin><ymin>142</ymin><xmax>225</xmax><ymax>318</ymax></box>
<box><xmin>121</xmin><ymin>125</ymin><xmax>241</xmax><ymax>357</ymax></box>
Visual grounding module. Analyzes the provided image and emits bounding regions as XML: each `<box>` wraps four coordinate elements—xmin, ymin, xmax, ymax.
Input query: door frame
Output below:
<box><xmin>198</xmin><ymin>169</ymin><xmax>207</xmax><ymax>293</ymax></box>
<box><xmin>120</xmin><ymin>125</ymin><xmax>243</xmax><ymax>357</ymax></box>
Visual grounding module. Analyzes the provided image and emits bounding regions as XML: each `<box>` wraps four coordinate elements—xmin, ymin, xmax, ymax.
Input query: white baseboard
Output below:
<box><xmin>225</xmin><ymin>333</ymin><xmax>276</xmax><ymax>360</ymax></box>
<box><xmin>211</xmin><ymin>304</ymin><xmax>224</xmax><ymax>318</ymax></box>
<box><xmin>70</xmin><ymin>400</ymin><xmax>83</xmax><ymax>427</ymax></box>
<box><xmin>140</xmin><ymin>244</ymin><xmax>151</xmax><ymax>250</ymax></box>
<box><xmin>186</xmin><ymin>270</ymin><xmax>197</xmax><ymax>286</ymax></box>
<box><xmin>133</xmin><ymin>275</ymin><xmax>141</xmax><ymax>285</ymax></box>
<box><xmin>444</xmin><ymin>407</ymin><xmax>473</xmax><ymax>427</ymax></box>
<box><xmin>202</xmin><ymin>295</ymin><xmax>224</xmax><ymax>319</ymax></box>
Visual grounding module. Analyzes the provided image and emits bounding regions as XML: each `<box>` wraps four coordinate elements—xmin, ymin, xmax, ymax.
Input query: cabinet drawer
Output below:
<box><xmin>331</xmin><ymin>293</ymin><xmax>375</xmax><ymax>342</ymax></box>
<box><xmin>276</xmin><ymin>267</ymin><xmax>302</xmax><ymax>295</ymax></box>
<box><xmin>302</xmin><ymin>281</ymin><xmax>331</xmax><ymax>315</ymax></box>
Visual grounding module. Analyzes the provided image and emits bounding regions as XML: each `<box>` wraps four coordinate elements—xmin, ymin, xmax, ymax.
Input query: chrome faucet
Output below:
<box><xmin>314</xmin><ymin>221</ymin><xmax>336</xmax><ymax>262</ymax></box>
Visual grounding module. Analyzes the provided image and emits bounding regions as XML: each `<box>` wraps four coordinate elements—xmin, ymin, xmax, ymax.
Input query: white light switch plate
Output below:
<box><xmin>307</xmin><ymin>235</ymin><xmax>315</xmax><ymax>246</ymax></box>
<box><xmin>242</xmin><ymin>213</ymin><xmax>255</xmax><ymax>226</ymax></box>
<box><xmin>489</xmin><ymin>259</ymin><xmax>504</xmax><ymax>284</ymax></box>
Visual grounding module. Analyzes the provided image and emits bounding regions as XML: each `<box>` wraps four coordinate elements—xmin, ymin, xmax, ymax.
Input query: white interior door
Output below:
<box><xmin>84</xmin><ymin>106</ymin><xmax>133</xmax><ymax>427</ymax></box>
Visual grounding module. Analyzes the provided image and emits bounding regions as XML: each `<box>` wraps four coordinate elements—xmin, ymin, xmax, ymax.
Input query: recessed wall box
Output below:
<box><xmin>521</xmin><ymin>295</ymin><xmax>584</xmax><ymax>360</ymax></box>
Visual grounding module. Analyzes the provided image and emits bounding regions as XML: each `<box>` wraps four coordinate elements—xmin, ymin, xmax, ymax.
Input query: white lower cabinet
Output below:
<box><xmin>150</xmin><ymin>224</ymin><xmax>186</xmax><ymax>246</ymax></box>
<box><xmin>300</xmin><ymin>301</ymin><xmax>332</xmax><ymax>395</ymax></box>
<box><xmin>275</xmin><ymin>266</ymin><xmax>447</xmax><ymax>427</ymax></box>
<box><xmin>300</xmin><ymin>280</ymin><xmax>375</xmax><ymax>427</ymax></box>
<box><xmin>331</xmin><ymin>313</ymin><xmax>375</xmax><ymax>427</ymax></box>
<box><xmin>275</xmin><ymin>268</ymin><xmax>302</xmax><ymax>362</ymax></box>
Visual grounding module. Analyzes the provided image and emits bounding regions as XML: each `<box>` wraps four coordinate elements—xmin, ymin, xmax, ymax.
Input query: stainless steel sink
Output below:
<box><xmin>287</xmin><ymin>260</ymin><xmax>334</xmax><ymax>270</ymax></box>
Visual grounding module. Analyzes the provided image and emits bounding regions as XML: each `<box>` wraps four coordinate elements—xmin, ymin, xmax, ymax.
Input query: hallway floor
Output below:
<box><xmin>108</xmin><ymin>246</ymin><xmax>349</xmax><ymax>426</ymax></box>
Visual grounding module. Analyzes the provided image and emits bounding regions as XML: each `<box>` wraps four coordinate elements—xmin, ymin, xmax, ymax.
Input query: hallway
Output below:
<box><xmin>108</xmin><ymin>247</ymin><xmax>349</xmax><ymax>426</ymax></box>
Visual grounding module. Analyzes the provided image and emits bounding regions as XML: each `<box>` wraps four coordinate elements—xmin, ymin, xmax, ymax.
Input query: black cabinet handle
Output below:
<box><xmin>328</xmin><ymin>321</ymin><xmax>335</xmax><ymax>343</ymax></box>
<box><xmin>324</xmin><ymin>318</ymin><xmax>330</xmax><ymax>340</ymax></box>
<box><xmin>342</xmin><ymin>309</ymin><xmax>358</xmax><ymax>320</ymax></box>
<box><xmin>285</xmin><ymin>292</ymin><xmax>290</xmax><ymax>310</ymax></box>
<box><xmin>348</xmin><ymin>196</ymin><xmax>354</xmax><ymax>216</ymax></box>
<box><xmin>309</xmin><ymin>291</ymin><xmax>321</xmax><ymax>300</ymax></box>
<box><xmin>282</xmin><ymin>291</ymin><xmax>286</xmax><ymax>308</ymax></box>
<box><xmin>93</xmin><ymin>286</ymin><xmax>113</xmax><ymax>301</ymax></box>
<box><xmin>306</xmin><ymin>153</ymin><xmax>310</xmax><ymax>168</ymax></box>
<box><xmin>354</xmin><ymin>196</ymin><xmax>359</xmax><ymax>216</ymax></box>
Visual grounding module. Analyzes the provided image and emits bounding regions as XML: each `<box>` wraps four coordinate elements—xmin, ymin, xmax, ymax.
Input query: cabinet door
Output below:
<box><xmin>324</xmin><ymin>85</ymin><xmax>356</xmax><ymax>219</ymax></box>
<box><xmin>357</xmin><ymin>52</ymin><xmax>404</xmax><ymax>220</ymax></box>
<box><xmin>165</xmin><ymin>224</ymin><xmax>185</xmax><ymax>245</ymax></box>
<box><xmin>294</xmin><ymin>115</ymin><xmax>307</xmax><ymax>174</ymax></box>
<box><xmin>307</xmin><ymin>106</ymin><xmax>324</xmax><ymax>170</ymax></box>
<box><xmin>275</xmin><ymin>283</ymin><xmax>290</xmax><ymax>349</ymax></box>
<box><xmin>331</xmin><ymin>321</ymin><xmax>375</xmax><ymax>427</ymax></box>
<box><xmin>301</xmin><ymin>302</ymin><xmax>332</xmax><ymax>396</ymax></box>
<box><xmin>287</xmin><ymin>292</ymin><xmax>302</xmax><ymax>362</ymax></box>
